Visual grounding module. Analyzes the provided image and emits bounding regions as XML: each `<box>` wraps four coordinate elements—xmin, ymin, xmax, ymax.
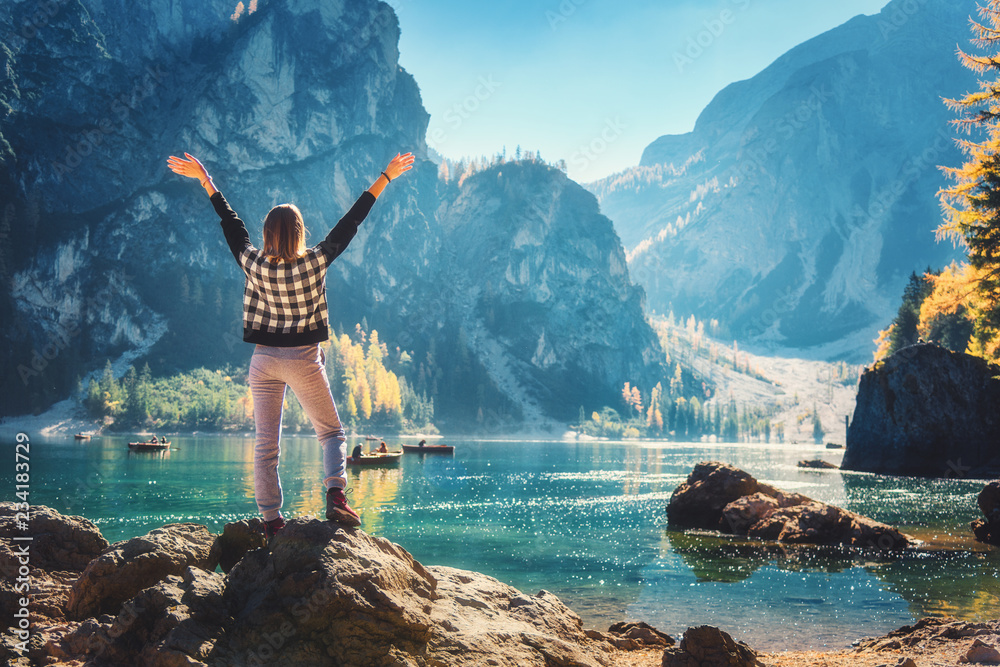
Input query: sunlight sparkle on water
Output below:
<box><xmin>22</xmin><ymin>435</ymin><xmax>1000</xmax><ymax>651</ymax></box>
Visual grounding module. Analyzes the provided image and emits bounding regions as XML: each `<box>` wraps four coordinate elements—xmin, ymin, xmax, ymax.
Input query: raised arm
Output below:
<box><xmin>367</xmin><ymin>152</ymin><xmax>415</xmax><ymax>199</ymax></box>
<box><xmin>318</xmin><ymin>151</ymin><xmax>417</xmax><ymax>260</ymax></box>
<box><xmin>166</xmin><ymin>152</ymin><xmax>219</xmax><ymax>196</ymax></box>
<box><xmin>166</xmin><ymin>152</ymin><xmax>249</xmax><ymax>260</ymax></box>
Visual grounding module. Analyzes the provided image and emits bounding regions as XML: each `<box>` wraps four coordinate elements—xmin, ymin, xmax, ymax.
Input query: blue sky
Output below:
<box><xmin>386</xmin><ymin>0</ymin><xmax>890</xmax><ymax>183</ymax></box>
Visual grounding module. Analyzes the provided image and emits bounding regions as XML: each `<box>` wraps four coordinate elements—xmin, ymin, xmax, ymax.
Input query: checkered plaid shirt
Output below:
<box><xmin>212</xmin><ymin>191</ymin><xmax>376</xmax><ymax>346</ymax></box>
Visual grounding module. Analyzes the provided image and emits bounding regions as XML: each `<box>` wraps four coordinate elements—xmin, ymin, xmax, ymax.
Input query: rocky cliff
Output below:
<box><xmin>843</xmin><ymin>344</ymin><xmax>1000</xmax><ymax>477</ymax></box>
<box><xmin>434</xmin><ymin>162</ymin><xmax>664</xmax><ymax>421</ymax></box>
<box><xmin>588</xmin><ymin>0</ymin><xmax>976</xmax><ymax>358</ymax></box>
<box><xmin>0</xmin><ymin>0</ymin><xmax>665</xmax><ymax>425</ymax></box>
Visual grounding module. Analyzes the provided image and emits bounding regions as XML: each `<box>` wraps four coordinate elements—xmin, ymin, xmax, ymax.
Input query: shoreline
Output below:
<box><xmin>8</xmin><ymin>501</ymin><xmax>998</xmax><ymax>666</ymax></box>
<box><xmin>3</xmin><ymin>434</ymin><xmax>990</xmax><ymax>667</ymax></box>
<box><xmin>0</xmin><ymin>396</ymin><xmax>571</xmax><ymax>442</ymax></box>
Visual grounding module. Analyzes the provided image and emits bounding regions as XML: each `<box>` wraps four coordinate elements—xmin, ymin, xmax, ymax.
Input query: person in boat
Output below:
<box><xmin>417</xmin><ymin>439</ymin><xmax>426</xmax><ymax>448</ymax></box>
<box><xmin>167</xmin><ymin>150</ymin><xmax>414</xmax><ymax>539</ymax></box>
<box><xmin>377</xmin><ymin>441</ymin><xmax>388</xmax><ymax>454</ymax></box>
<box><xmin>351</xmin><ymin>443</ymin><xmax>364</xmax><ymax>460</ymax></box>
<box><xmin>149</xmin><ymin>435</ymin><xmax>158</xmax><ymax>444</ymax></box>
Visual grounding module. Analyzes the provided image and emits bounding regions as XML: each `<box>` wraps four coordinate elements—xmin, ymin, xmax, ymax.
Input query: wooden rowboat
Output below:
<box><xmin>128</xmin><ymin>441</ymin><xmax>170</xmax><ymax>451</ymax></box>
<box><xmin>401</xmin><ymin>444</ymin><xmax>454</xmax><ymax>454</ymax></box>
<box><xmin>347</xmin><ymin>452</ymin><xmax>402</xmax><ymax>466</ymax></box>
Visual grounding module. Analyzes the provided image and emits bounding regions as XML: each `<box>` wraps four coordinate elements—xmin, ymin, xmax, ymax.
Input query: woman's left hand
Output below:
<box><xmin>167</xmin><ymin>153</ymin><xmax>212</xmax><ymax>182</ymax></box>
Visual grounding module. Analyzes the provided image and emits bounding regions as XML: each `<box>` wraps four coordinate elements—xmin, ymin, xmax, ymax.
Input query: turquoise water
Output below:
<box><xmin>11</xmin><ymin>435</ymin><xmax>1000</xmax><ymax>650</ymax></box>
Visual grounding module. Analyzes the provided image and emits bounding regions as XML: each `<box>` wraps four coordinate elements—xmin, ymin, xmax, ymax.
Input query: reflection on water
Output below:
<box><xmin>654</xmin><ymin>529</ymin><xmax>1000</xmax><ymax>649</ymax></box>
<box><xmin>665</xmin><ymin>530</ymin><xmax>853</xmax><ymax>583</ymax></box>
<box><xmin>348</xmin><ymin>466</ymin><xmax>403</xmax><ymax>534</ymax></box>
<box><xmin>19</xmin><ymin>435</ymin><xmax>1000</xmax><ymax>650</ymax></box>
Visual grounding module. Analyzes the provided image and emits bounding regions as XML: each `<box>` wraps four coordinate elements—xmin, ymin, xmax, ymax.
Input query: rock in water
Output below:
<box><xmin>972</xmin><ymin>481</ymin><xmax>1000</xmax><ymax>546</ymax></box>
<box><xmin>746</xmin><ymin>502</ymin><xmax>909</xmax><ymax>549</ymax></box>
<box><xmin>844</xmin><ymin>344</ymin><xmax>1000</xmax><ymax>478</ymax></box>
<box><xmin>666</xmin><ymin>462</ymin><xmax>760</xmax><ymax>530</ymax></box>
<box><xmin>797</xmin><ymin>459</ymin><xmax>838</xmax><ymax>469</ymax></box>
<box><xmin>661</xmin><ymin>625</ymin><xmax>764</xmax><ymax>667</ymax></box>
<box><xmin>67</xmin><ymin>523</ymin><xmax>219</xmax><ymax>620</ymax></box>
<box><xmin>668</xmin><ymin>462</ymin><xmax>911</xmax><ymax>548</ymax></box>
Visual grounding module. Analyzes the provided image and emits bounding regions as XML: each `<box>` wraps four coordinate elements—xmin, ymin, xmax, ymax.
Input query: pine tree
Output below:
<box><xmin>886</xmin><ymin>271</ymin><xmax>933</xmax><ymax>354</ymax></box>
<box><xmin>938</xmin><ymin>2</ymin><xmax>1000</xmax><ymax>360</ymax></box>
<box><xmin>811</xmin><ymin>406</ymin><xmax>824</xmax><ymax>444</ymax></box>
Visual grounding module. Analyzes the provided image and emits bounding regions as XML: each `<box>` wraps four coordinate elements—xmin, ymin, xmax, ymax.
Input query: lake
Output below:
<box><xmin>17</xmin><ymin>434</ymin><xmax>1000</xmax><ymax>650</ymax></box>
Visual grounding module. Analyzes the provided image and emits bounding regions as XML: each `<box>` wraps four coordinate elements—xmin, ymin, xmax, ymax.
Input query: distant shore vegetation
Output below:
<box><xmin>569</xmin><ymin>312</ymin><xmax>852</xmax><ymax>443</ymax></box>
<box><xmin>81</xmin><ymin>325</ymin><xmax>436</xmax><ymax>434</ymax></box>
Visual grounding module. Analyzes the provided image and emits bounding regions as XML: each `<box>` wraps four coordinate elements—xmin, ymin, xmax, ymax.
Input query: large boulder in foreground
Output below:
<box><xmin>0</xmin><ymin>503</ymin><xmax>108</xmax><ymax>573</ymax></box>
<box><xmin>0</xmin><ymin>503</ymin><xmax>109</xmax><ymax>624</ymax></box>
<box><xmin>58</xmin><ymin>566</ymin><xmax>228</xmax><ymax>667</ymax></box>
<box><xmin>221</xmin><ymin>518</ymin><xmax>613</xmax><ymax>666</ymax></box>
<box><xmin>67</xmin><ymin>523</ymin><xmax>219</xmax><ymax>620</ymax></box>
<box><xmin>844</xmin><ymin>344</ymin><xmax>1000</xmax><ymax>478</ymax></box>
<box><xmin>667</xmin><ymin>462</ymin><xmax>912</xmax><ymax>549</ymax></box>
<box><xmin>212</xmin><ymin>518</ymin><xmax>267</xmax><ymax>573</ymax></box>
<box><xmin>13</xmin><ymin>506</ymin><xmax>653</xmax><ymax>667</ymax></box>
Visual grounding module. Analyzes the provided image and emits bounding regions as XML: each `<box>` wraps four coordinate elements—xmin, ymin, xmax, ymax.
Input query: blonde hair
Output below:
<box><xmin>262</xmin><ymin>203</ymin><xmax>306</xmax><ymax>261</ymax></box>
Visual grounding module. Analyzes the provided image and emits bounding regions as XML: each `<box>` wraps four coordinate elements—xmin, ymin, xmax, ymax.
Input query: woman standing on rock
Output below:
<box><xmin>166</xmin><ymin>151</ymin><xmax>414</xmax><ymax>537</ymax></box>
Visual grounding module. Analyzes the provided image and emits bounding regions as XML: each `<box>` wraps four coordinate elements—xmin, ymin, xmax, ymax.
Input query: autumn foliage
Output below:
<box><xmin>934</xmin><ymin>1</ymin><xmax>1000</xmax><ymax>361</ymax></box>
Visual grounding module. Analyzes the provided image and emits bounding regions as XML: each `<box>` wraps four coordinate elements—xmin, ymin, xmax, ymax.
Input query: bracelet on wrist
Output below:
<box><xmin>381</xmin><ymin>171</ymin><xmax>391</xmax><ymax>183</ymax></box>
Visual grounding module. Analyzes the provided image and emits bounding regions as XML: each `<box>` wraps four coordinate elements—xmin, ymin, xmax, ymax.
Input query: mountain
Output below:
<box><xmin>434</xmin><ymin>161</ymin><xmax>664</xmax><ymax>422</ymax></box>
<box><xmin>0</xmin><ymin>0</ymin><xmax>665</xmax><ymax>426</ymax></box>
<box><xmin>587</xmin><ymin>0</ymin><xmax>977</xmax><ymax>359</ymax></box>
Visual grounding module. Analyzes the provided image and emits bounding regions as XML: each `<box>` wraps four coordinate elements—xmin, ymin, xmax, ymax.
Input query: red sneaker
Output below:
<box><xmin>326</xmin><ymin>487</ymin><xmax>361</xmax><ymax>527</ymax></box>
<box><xmin>264</xmin><ymin>516</ymin><xmax>285</xmax><ymax>539</ymax></box>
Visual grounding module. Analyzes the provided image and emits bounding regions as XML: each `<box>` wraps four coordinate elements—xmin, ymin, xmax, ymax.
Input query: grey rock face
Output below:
<box><xmin>588</xmin><ymin>0</ymin><xmax>976</xmax><ymax>354</ymax></box>
<box><xmin>1</xmin><ymin>0</ymin><xmax>665</xmax><ymax>424</ymax></box>
<box><xmin>435</xmin><ymin>162</ymin><xmax>665</xmax><ymax>420</ymax></box>
<box><xmin>844</xmin><ymin>344</ymin><xmax>1000</xmax><ymax>477</ymax></box>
